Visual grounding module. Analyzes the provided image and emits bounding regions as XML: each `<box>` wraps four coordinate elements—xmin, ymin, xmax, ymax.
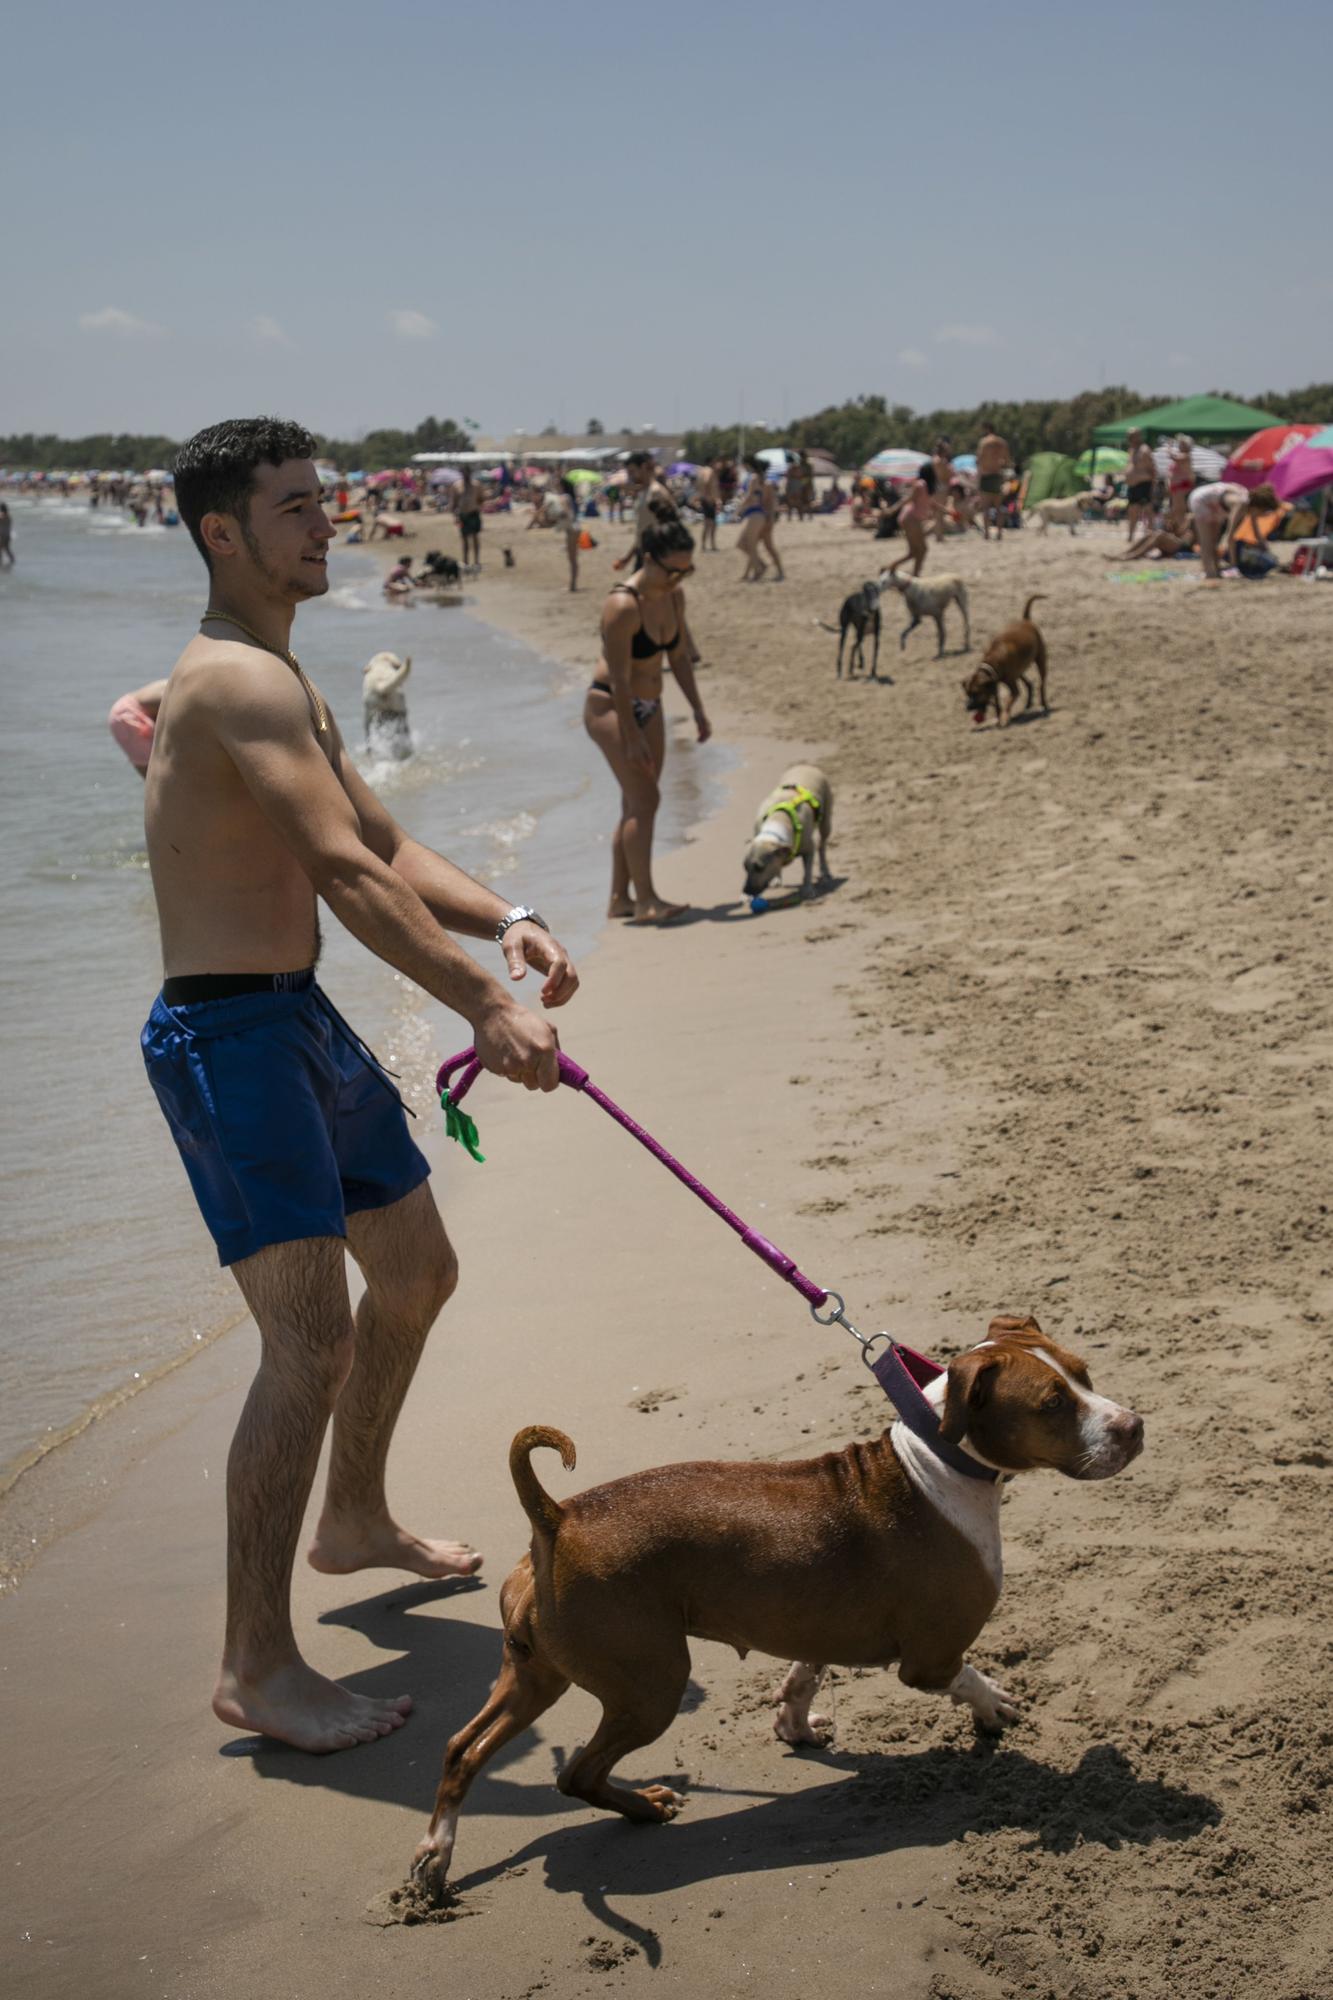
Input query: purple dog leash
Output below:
<box><xmin>436</xmin><ymin>1048</ymin><xmax>999</xmax><ymax>1484</ymax></box>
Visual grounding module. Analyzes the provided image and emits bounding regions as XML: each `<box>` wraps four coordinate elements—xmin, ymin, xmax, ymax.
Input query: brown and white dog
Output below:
<box><xmin>962</xmin><ymin>595</ymin><xmax>1049</xmax><ymax>727</ymax></box>
<box><xmin>411</xmin><ymin>1313</ymin><xmax>1143</xmax><ymax>1897</ymax></box>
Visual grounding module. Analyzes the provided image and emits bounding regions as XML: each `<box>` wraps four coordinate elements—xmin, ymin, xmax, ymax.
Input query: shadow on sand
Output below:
<box><xmin>222</xmin><ymin>1580</ymin><xmax>1220</xmax><ymax>1966</ymax></box>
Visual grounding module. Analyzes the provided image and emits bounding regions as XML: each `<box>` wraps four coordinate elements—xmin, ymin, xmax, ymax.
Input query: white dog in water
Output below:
<box><xmin>363</xmin><ymin>651</ymin><xmax>413</xmax><ymax>759</ymax></box>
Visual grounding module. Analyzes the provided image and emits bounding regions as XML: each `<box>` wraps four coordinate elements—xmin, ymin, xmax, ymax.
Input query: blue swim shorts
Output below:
<box><xmin>141</xmin><ymin>974</ymin><xmax>431</xmax><ymax>1266</ymax></box>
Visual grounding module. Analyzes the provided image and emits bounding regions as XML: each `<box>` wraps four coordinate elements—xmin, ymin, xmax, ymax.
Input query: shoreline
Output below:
<box><xmin>5</xmin><ymin>508</ymin><xmax>1330</xmax><ymax>1999</ymax></box>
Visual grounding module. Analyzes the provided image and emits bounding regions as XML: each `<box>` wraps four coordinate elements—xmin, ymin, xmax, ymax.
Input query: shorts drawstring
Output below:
<box><xmin>311</xmin><ymin>986</ymin><xmax>418</xmax><ymax>1119</ymax></box>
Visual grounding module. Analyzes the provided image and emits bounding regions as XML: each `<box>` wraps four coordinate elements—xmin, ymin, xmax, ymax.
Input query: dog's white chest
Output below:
<box><xmin>890</xmin><ymin>1420</ymin><xmax>1004</xmax><ymax>1591</ymax></box>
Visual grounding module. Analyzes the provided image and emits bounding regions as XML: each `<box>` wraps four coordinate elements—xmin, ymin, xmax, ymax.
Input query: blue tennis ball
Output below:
<box><xmin>750</xmin><ymin>895</ymin><xmax>769</xmax><ymax>914</ymax></box>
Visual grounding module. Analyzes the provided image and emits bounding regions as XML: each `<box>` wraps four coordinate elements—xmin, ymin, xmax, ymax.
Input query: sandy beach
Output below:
<box><xmin>5</xmin><ymin>508</ymin><xmax>1331</xmax><ymax>2000</ymax></box>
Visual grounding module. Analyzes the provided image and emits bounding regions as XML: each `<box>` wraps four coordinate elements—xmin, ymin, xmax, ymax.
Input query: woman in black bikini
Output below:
<box><xmin>584</xmin><ymin>508</ymin><xmax>711</xmax><ymax>925</ymax></box>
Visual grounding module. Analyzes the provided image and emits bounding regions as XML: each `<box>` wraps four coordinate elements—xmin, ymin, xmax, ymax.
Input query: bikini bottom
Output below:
<box><xmin>590</xmin><ymin>679</ymin><xmax>660</xmax><ymax>727</ymax></box>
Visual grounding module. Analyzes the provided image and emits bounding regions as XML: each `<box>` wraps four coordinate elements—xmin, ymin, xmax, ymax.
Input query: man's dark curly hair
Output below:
<box><xmin>173</xmin><ymin>416</ymin><xmax>318</xmax><ymax>571</ymax></box>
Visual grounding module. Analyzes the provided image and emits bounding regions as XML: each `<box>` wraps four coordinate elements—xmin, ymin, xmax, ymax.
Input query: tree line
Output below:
<box><xmin>681</xmin><ymin>382</ymin><xmax>1333</xmax><ymax>470</ymax></box>
<box><xmin>0</xmin><ymin>414</ymin><xmax>472</xmax><ymax>476</ymax></box>
<box><xmin>5</xmin><ymin>386</ymin><xmax>1329</xmax><ymax>476</ymax></box>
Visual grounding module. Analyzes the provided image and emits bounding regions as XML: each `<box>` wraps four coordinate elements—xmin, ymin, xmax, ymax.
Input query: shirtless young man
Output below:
<box><xmin>455</xmin><ymin>472</ymin><xmax>483</xmax><ymax>571</ymax></box>
<box><xmin>1124</xmin><ymin>429</ymin><xmax>1158</xmax><ymax>543</ymax></box>
<box><xmin>976</xmin><ymin>425</ymin><xmax>1011</xmax><ymax>540</ymax></box>
<box><xmin>614</xmin><ymin>451</ymin><xmax>674</xmax><ymax>572</ymax></box>
<box><xmin>142</xmin><ymin>418</ymin><xmax>579</xmax><ymax>1754</ymax></box>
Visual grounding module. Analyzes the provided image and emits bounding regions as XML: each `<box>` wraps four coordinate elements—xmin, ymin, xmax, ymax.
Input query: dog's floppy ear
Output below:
<box><xmin>987</xmin><ymin>1313</ymin><xmax>1042</xmax><ymax>1341</ymax></box>
<box><xmin>939</xmin><ymin>1350</ymin><xmax>1003</xmax><ymax>1444</ymax></box>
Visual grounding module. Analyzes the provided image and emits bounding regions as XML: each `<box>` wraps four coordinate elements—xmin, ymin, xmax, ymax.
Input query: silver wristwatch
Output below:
<box><xmin>495</xmin><ymin>904</ymin><xmax>549</xmax><ymax>943</ymax></box>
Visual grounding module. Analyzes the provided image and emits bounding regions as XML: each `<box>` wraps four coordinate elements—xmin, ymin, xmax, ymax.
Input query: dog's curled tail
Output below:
<box><xmin>1022</xmin><ymin>594</ymin><xmax>1047</xmax><ymax>620</ymax></box>
<box><xmin>812</xmin><ymin>618</ymin><xmax>841</xmax><ymax>634</ymax></box>
<box><xmin>509</xmin><ymin>1425</ymin><xmax>576</xmax><ymax>1537</ymax></box>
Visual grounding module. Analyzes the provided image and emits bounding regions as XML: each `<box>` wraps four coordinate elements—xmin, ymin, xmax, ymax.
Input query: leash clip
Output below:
<box><xmin>811</xmin><ymin>1290</ymin><xmax>893</xmax><ymax>1371</ymax></box>
<box><xmin>810</xmin><ymin>1289</ymin><xmax>867</xmax><ymax>1352</ymax></box>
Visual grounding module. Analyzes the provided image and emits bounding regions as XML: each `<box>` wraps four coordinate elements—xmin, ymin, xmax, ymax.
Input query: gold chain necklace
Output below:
<box><xmin>199</xmin><ymin>611</ymin><xmax>328</xmax><ymax>733</ymax></box>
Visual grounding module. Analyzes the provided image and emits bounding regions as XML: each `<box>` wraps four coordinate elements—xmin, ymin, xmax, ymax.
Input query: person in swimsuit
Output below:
<box><xmin>756</xmin><ymin>464</ymin><xmax>785</xmax><ymax>581</ymax></box>
<box><xmin>584</xmin><ymin>505</ymin><xmax>711</xmax><ymax>925</ymax></box>
<box><xmin>141</xmin><ymin>417</ymin><xmax>579</xmax><ymax>1755</ymax></box>
<box><xmin>930</xmin><ymin>438</ymin><xmax>953</xmax><ymax>539</ymax></box>
<box><xmin>1105</xmin><ymin>518</ymin><xmax>1198</xmax><ymax>561</ymax></box>
<box><xmin>455</xmin><ymin>472</ymin><xmax>483</xmax><ymax>572</ymax></box>
<box><xmin>1124</xmin><ymin>429</ymin><xmax>1158</xmax><ymax>543</ymax></box>
<box><xmin>527</xmin><ymin>478</ymin><xmax>582</xmax><ymax>590</ymax></box>
<box><xmin>614</xmin><ymin>451</ymin><xmax>675</xmax><ymax>573</ymax></box>
<box><xmin>695</xmin><ymin>459</ymin><xmax>720</xmax><ymax>552</ymax></box>
<box><xmin>0</xmin><ymin>500</ymin><xmax>14</xmax><ymax>566</ymax></box>
<box><xmin>1167</xmin><ymin>436</ymin><xmax>1195</xmax><ymax>534</ymax></box>
<box><xmin>888</xmin><ymin>462</ymin><xmax>936</xmax><ymax>577</ymax></box>
<box><xmin>737</xmin><ymin>458</ymin><xmax>784</xmax><ymax>582</ymax></box>
<box><xmin>736</xmin><ymin>460</ymin><xmax>766</xmax><ymax>580</ymax></box>
<box><xmin>976</xmin><ymin>425</ymin><xmax>1011</xmax><ymax>540</ymax></box>
<box><xmin>1196</xmin><ymin>479</ymin><xmax>1280</xmax><ymax>581</ymax></box>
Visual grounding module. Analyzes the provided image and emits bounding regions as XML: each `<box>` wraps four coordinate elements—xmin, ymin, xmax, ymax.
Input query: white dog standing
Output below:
<box><xmin>362</xmin><ymin>651</ymin><xmax>413</xmax><ymax>761</ymax></box>
<box><xmin>1028</xmin><ymin>493</ymin><xmax>1097</xmax><ymax>534</ymax></box>
<box><xmin>742</xmin><ymin>763</ymin><xmax>833</xmax><ymax>901</ymax></box>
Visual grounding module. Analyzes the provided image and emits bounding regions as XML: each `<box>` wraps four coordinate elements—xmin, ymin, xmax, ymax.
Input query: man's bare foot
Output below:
<box><xmin>631</xmin><ymin>900</ymin><xmax>689</xmax><ymax>927</ymax></box>
<box><xmin>307</xmin><ymin>1517</ymin><xmax>483</xmax><ymax>1580</ymax></box>
<box><xmin>608</xmin><ymin>895</ymin><xmax>635</xmax><ymax>919</ymax></box>
<box><xmin>213</xmin><ymin>1658</ymin><xmax>412</xmax><ymax>1753</ymax></box>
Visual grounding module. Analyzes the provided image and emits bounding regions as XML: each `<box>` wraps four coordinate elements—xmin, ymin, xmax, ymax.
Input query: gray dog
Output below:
<box><xmin>815</xmin><ymin>580</ymin><xmax>883</xmax><ymax>679</ymax></box>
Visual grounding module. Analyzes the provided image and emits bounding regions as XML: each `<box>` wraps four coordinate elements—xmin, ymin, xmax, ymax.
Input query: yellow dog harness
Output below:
<box><xmin>767</xmin><ymin>785</ymin><xmax>822</xmax><ymax>857</ymax></box>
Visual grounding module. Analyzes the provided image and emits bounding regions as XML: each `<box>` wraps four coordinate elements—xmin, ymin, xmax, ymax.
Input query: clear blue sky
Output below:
<box><xmin>5</xmin><ymin>0</ymin><xmax>1328</xmax><ymax>441</ymax></box>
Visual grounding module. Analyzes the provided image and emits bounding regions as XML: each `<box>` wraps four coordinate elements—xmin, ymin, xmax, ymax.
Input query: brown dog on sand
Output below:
<box><xmin>410</xmin><ymin>1313</ymin><xmax>1142</xmax><ymax>1898</ymax></box>
<box><xmin>962</xmin><ymin>594</ymin><xmax>1049</xmax><ymax>727</ymax></box>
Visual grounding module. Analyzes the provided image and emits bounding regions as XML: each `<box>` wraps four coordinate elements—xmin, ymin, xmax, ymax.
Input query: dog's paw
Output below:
<box><xmin>774</xmin><ymin>1705</ymin><xmax>833</xmax><ymax>1747</ymax></box>
<box><xmin>637</xmin><ymin>1783</ymin><xmax>683</xmax><ymax>1821</ymax></box>
<box><xmin>950</xmin><ymin>1665</ymin><xmax>1021</xmax><ymax>1735</ymax></box>
<box><xmin>409</xmin><ymin>1843</ymin><xmax>452</xmax><ymax>1908</ymax></box>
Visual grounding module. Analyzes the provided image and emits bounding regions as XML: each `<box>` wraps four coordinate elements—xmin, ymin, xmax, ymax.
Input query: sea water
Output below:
<box><xmin>0</xmin><ymin>499</ymin><xmax>724</xmax><ymax>1487</ymax></box>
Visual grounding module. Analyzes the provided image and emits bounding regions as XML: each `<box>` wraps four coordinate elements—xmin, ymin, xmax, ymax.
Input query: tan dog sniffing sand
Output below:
<box><xmin>741</xmin><ymin>762</ymin><xmax>832</xmax><ymax>900</ymax></box>
<box><xmin>409</xmin><ymin>1312</ymin><xmax>1143</xmax><ymax>1897</ymax></box>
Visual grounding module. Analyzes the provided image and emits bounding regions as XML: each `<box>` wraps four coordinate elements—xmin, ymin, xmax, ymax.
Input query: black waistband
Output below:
<box><xmin>161</xmin><ymin>969</ymin><xmax>315</xmax><ymax>1005</ymax></box>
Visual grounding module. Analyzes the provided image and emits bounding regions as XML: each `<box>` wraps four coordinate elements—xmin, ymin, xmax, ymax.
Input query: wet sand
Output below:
<box><xmin>4</xmin><ymin>507</ymin><xmax>1330</xmax><ymax>2000</ymax></box>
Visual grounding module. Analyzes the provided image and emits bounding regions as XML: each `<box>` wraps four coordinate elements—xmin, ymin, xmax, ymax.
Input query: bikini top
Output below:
<box><xmin>615</xmin><ymin>584</ymin><xmax>679</xmax><ymax>659</ymax></box>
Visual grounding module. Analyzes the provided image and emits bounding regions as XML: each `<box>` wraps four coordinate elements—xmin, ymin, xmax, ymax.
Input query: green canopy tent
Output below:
<box><xmin>1022</xmin><ymin>451</ymin><xmax>1084</xmax><ymax>505</ymax></box>
<box><xmin>1091</xmin><ymin>395</ymin><xmax>1278</xmax><ymax>447</ymax></box>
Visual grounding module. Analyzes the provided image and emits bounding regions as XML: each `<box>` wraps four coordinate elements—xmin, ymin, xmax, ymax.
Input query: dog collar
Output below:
<box><xmin>870</xmin><ymin>1340</ymin><xmax>1001</xmax><ymax>1484</ymax></box>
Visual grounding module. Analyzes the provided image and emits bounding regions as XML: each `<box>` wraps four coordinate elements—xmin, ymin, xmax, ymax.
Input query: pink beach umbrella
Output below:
<box><xmin>1270</xmin><ymin>425</ymin><xmax>1333</xmax><ymax>503</ymax></box>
